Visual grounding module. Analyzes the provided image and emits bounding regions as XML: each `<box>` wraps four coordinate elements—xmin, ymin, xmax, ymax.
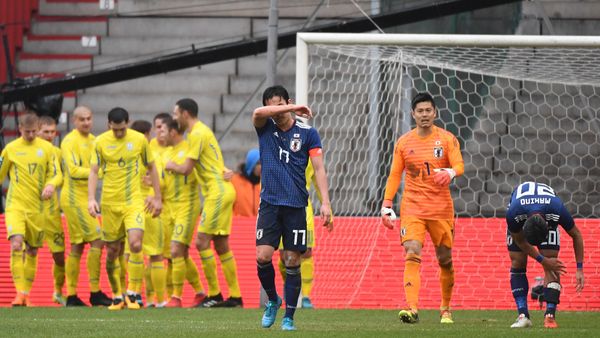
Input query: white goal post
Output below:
<box><xmin>296</xmin><ymin>33</ymin><xmax>600</xmax><ymax>218</ymax></box>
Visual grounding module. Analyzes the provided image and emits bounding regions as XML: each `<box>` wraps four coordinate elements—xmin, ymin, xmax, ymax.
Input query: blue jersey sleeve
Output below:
<box><xmin>306</xmin><ymin>127</ymin><xmax>322</xmax><ymax>151</ymax></box>
<box><xmin>506</xmin><ymin>205</ymin><xmax>521</xmax><ymax>233</ymax></box>
<box><xmin>555</xmin><ymin>200</ymin><xmax>575</xmax><ymax>231</ymax></box>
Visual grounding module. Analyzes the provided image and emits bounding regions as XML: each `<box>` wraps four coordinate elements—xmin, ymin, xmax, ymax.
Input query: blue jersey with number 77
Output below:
<box><xmin>256</xmin><ymin>118</ymin><xmax>322</xmax><ymax>208</ymax></box>
<box><xmin>506</xmin><ymin>181</ymin><xmax>575</xmax><ymax>233</ymax></box>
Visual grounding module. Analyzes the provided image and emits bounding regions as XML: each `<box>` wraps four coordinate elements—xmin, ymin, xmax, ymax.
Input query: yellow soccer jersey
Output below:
<box><xmin>46</xmin><ymin>145</ymin><xmax>63</xmax><ymax>214</ymax></box>
<box><xmin>186</xmin><ymin>121</ymin><xmax>228</xmax><ymax>196</ymax></box>
<box><xmin>141</xmin><ymin>138</ymin><xmax>169</xmax><ymax>197</ymax></box>
<box><xmin>0</xmin><ymin>137</ymin><xmax>62</xmax><ymax>212</ymax></box>
<box><xmin>60</xmin><ymin>129</ymin><xmax>95</xmax><ymax>207</ymax></box>
<box><xmin>164</xmin><ymin>140</ymin><xmax>199</xmax><ymax>204</ymax></box>
<box><xmin>91</xmin><ymin>129</ymin><xmax>153</xmax><ymax>206</ymax></box>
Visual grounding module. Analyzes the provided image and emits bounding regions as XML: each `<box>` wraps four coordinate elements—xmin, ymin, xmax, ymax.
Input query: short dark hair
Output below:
<box><xmin>108</xmin><ymin>107</ymin><xmax>129</xmax><ymax>124</ymax></box>
<box><xmin>38</xmin><ymin>115</ymin><xmax>57</xmax><ymax>126</ymax></box>
<box><xmin>176</xmin><ymin>98</ymin><xmax>198</xmax><ymax>118</ymax></box>
<box><xmin>154</xmin><ymin>112</ymin><xmax>172</xmax><ymax>125</ymax></box>
<box><xmin>130</xmin><ymin>120</ymin><xmax>152</xmax><ymax>135</ymax></box>
<box><xmin>167</xmin><ymin>119</ymin><xmax>186</xmax><ymax>135</ymax></box>
<box><xmin>411</xmin><ymin>92</ymin><xmax>436</xmax><ymax>111</ymax></box>
<box><xmin>262</xmin><ymin>85</ymin><xmax>290</xmax><ymax>106</ymax></box>
<box><xmin>523</xmin><ymin>214</ymin><xmax>549</xmax><ymax>246</ymax></box>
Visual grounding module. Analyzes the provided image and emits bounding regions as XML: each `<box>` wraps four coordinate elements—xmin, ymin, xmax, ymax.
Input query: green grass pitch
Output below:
<box><xmin>1</xmin><ymin>308</ymin><xmax>599</xmax><ymax>337</ymax></box>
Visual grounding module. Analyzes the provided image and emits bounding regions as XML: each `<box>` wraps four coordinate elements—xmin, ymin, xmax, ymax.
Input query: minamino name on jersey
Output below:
<box><xmin>520</xmin><ymin>197</ymin><xmax>551</xmax><ymax>205</ymax></box>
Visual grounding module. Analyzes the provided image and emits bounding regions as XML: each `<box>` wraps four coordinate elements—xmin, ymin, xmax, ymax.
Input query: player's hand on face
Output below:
<box><xmin>41</xmin><ymin>184</ymin><xmax>55</xmax><ymax>200</ymax></box>
<box><xmin>433</xmin><ymin>170</ymin><xmax>452</xmax><ymax>186</ymax></box>
<box><xmin>542</xmin><ymin>257</ymin><xmax>567</xmax><ymax>275</ymax></box>
<box><xmin>320</xmin><ymin>204</ymin><xmax>333</xmax><ymax>232</ymax></box>
<box><xmin>88</xmin><ymin>199</ymin><xmax>100</xmax><ymax>217</ymax></box>
<box><xmin>575</xmin><ymin>269</ymin><xmax>585</xmax><ymax>293</ymax></box>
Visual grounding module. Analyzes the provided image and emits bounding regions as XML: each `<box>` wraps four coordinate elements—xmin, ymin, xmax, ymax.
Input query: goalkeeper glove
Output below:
<box><xmin>433</xmin><ymin>168</ymin><xmax>456</xmax><ymax>186</ymax></box>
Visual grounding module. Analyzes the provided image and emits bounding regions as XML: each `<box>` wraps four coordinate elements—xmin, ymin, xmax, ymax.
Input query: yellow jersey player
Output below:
<box><xmin>88</xmin><ymin>107</ymin><xmax>162</xmax><ymax>310</ymax></box>
<box><xmin>0</xmin><ymin>113</ymin><xmax>62</xmax><ymax>306</ymax></box>
<box><xmin>36</xmin><ymin>116</ymin><xmax>66</xmax><ymax>306</ymax></box>
<box><xmin>166</xmin><ymin>98</ymin><xmax>242</xmax><ymax>307</ymax></box>
<box><xmin>61</xmin><ymin>106</ymin><xmax>112</xmax><ymax>307</ymax></box>
<box><xmin>162</xmin><ymin>119</ymin><xmax>208</xmax><ymax>307</ymax></box>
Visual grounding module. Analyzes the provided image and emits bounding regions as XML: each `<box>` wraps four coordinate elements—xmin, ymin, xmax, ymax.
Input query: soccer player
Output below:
<box><xmin>130</xmin><ymin>120</ymin><xmax>167</xmax><ymax>308</ymax></box>
<box><xmin>161</xmin><ymin>119</ymin><xmax>208</xmax><ymax>308</ymax></box>
<box><xmin>36</xmin><ymin>116</ymin><xmax>67</xmax><ymax>305</ymax></box>
<box><xmin>0</xmin><ymin>113</ymin><xmax>62</xmax><ymax>306</ymax></box>
<box><xmin>166</xmin><ymin>98</ymin><xmax>242</xmax><ymax>308</ymax></box>
<box><xmin>88</xmin><ymin>107</ymin><xmax>162</xmax><ymax>310</ymax></box>
<box><xmin>252</xmin><ymin>85</ymin><xmax>333</xmax><ymax>330</ymax></box>
<box><xmin>506</xmin><ymin>181</ymin><xmax>584</xmax><ymax>329</ymax></box>
<box><xmin>381</xmin><ymin>92</ymin><xmax>464</xmax><ymax>324</ymax></box>
<box><xmin>61</xmin><ymin>106</ymin><xmax>113</xmax><ymax>307</ymax></box>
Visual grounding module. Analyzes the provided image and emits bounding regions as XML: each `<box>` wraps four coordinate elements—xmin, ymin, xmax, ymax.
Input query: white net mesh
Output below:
<box><xmin>305</xmin><ymin>39</ymin><xmax>600</xmax><ymax>218</ymax></box>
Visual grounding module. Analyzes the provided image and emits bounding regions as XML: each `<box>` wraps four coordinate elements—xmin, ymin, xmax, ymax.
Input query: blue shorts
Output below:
<box><xmin>506</xmin><ymin>228</ymin><xmax>560</xmax><ymax>252</ymax></box>
<box><xmin>256</xmin><ymin>201</ymin><xmax>307</xmax><ymax>252</ymax></box>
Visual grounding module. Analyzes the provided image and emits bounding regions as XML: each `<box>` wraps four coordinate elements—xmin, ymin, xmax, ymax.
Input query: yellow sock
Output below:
<box><xmin>86</xmin><ymin>247</ymin><xmax>101</xmax><ymax>293</ymax></box>
<box><xmin>404</xmin><ymin>253</ymin><xmax>422</xmax><ymax>311</ymax></box>
<box><xmin>440</xmin><ymin>263</ymin><xmax>455</xmax><ymax>310</ymax></box>
<box><xmin>66</xmin><ymin>252</ymin><xmax>81</xmax><ymax>296</ymax></box>
<box><xmin>166</xmin><ymin>261</ymin><xmax>173</xmax><ymax>296</ymax></box>
<box><xmin>106</xmin><ymin>259</ymin><xmax>122</xmax><ymax>297</ymax></box>
<box><xmin>301</xmin><ymin>256</ymin><xmax>314</xmax><ymax>298</ymax></box>
<box><xmin>219</xmin><ymin>251</ymin><xmax>241</xmax><ymax>298</ymax></box>
<box><xmin>185</xmin><ymin>257</ymin><xmax>205</xmax><ymax>294</ymax></box>
<box><xmin>128</xmin><ymin>252</ymin><xmax>144</xmax><ymax>294</ymax></box>
<box><xmin>53</xmin><ymin>263</ymin><xmax>66</xmax><ymax>294</ymax></box>
<box><xmin>150</xmin><ymin>261</ymin><xmax>166</xmax><ymax>303</ymax></box>
<box><xmin>119</xmin><ymin>254</ymin><xmax>127</xmax><ymax>292</ymax></box>
<box><xmin>278</xmin><ymin>258</ymin><xmax>287</xmax><ymax>283</ymax></box>
<box><xmin>10</xmin><ymin>250</ymin><xmax>25</xmax><ymax>293</ymax></box>
<box><xmin>199</xmin><ymin>249</ymin><xmax>220</xmax><ymax>296</ymax></box>
<box><xmin>145</xmin><ymin>261</ymin><xmax>154</xmax><ymax>301</ymax></box>
<box><xmin>172</xmin><ymin>257</ymin><xmax>186</xmax><ymax>298</ymax></box>
<box><xmin>23</xmin><ymin>254</ymin><xmax>38</xmax><ymax>293</ymax></box>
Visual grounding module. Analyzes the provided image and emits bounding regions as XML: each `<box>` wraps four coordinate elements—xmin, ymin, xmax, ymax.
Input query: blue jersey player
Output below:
<box><xmin>252</xmin><ymin>85</ymin><xmax>333</xmax><ymax>331</ymax></box>
<box><xmin>506</xmin><ymin>182</ymin><xmax>584</xmax><ymax>329</ymax></box>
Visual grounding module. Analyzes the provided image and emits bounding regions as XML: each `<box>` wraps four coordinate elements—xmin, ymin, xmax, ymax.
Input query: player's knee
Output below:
<box><xmin>438</xmin><ymin>257</ymin><xmax>453</xmax><ymax>269</ymax></box>
<box><xmin>544</xmin><ymin>282</ymin><xmax>561</xmax><ymax>304</ymax></box>
<box><xmin>405</xmin><ymin>253</ymin><xmax>421</xmax><ymax>264</ymax></box>
<box><xmin>129</xmin><ymin>241</ymin><xmax>142</xmax><ymax>253</ymax></box>
<box><xmin>26</xmin><ymin>247</ymin><xmax>38</xmax><ymax>256</ymax></box>
<box><xmin>10</xmin><ymin>238</ymin><xmax>24</xmax><ymax>252</ymax></box>
<box><xmin>53</xmin><ymin>252</ymin><xmax>66</xmax><ymax>266</ymax></box>
<box><xmin>302</xmin><ymin>248</ymin><xmax>313</xmax><ymax>259</ymax></box>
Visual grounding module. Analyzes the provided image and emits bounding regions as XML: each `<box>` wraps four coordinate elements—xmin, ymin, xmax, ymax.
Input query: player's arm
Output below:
<box><xmin>433</xmin><ymin>135</ymin><xmax>464</xmax><ymax>186</ymax></box>
<box><xmin>88</xmin><ymin>144</ymin><xmax>102</xmax><ymax>217</ymax></box>
<box><xmin>381</xmin><ymin>140</ymin><xmax>404</xmax><ymax>229</ymax></box>
<box><xmin>558</xmin><ymin>204</ymin><xmax>584</xmax><ymax>291</ymax></box>
<box><xmin>252</xmin><ymin>103</ymin><xmax>312</xmax><ymax>128</ymax></box>
<box><xmin>145</xmin><ymin>161</ymin><xmax>163</xmax><ymax>217</ymax></box>
<box><xmin>510</xmin><ymin>229</ymin><xmax>567</xmax><ymax>275</ymax></box>
<box><xmin>310</xmin><ymin>150</ymin><xmax>332</xmax><ymax>232</ymax></box>
<box><xmin>42</xmin><ymin>150</ymin><xmax>62</xmax><ymax>200</ymax></box>
<box><xmin>0</xmin><ymin>148</ymin><xmax>11</xmax><ymax>183</ymax></box>
<box><xmin>165</xmin><ymin>157</ymin><xmax>195</xmax><ymax>176</ymax></box>
<box><xmin>61</xmin><ymin>140</ymin><xmax>90</xmax><ymax>179</ymax></box>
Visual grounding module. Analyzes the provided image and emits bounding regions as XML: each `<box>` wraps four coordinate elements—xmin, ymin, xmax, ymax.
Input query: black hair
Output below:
<box><xmin>411</xmin><ymin>92</ymin><xmax>436</xmax><ymax>111</ymax></box>
<box><xmin>176</xmin><ymin>98</ymin><xmax>198</xmax><ymax>118</ymax></box>
<box><xmin>130</xmin><ymin>120</ymin><xmax>152</xmax><ymax>134</ymax></box>
<box><xmin>262</xmin><ymin>85</ymin><xmax>290</xmax><ymax>106</ymax></box>
<box><xmin>167</xmin><ymin>119</ymin><xmax>186</xmax><ymax>135</ymax></box>
<box><xmin>523</xmin><ymin>214</ymin><xmax>549</xmax><ymax>246</ymax></box>
<box><xmin>108</xmin><ymin>107</ymin><xmax>129</xmax><ymax>124</ymax></box>
<box><xmin>154</xmin><ymin>112</ymin><xmax>172</xmax><ymax>125</ymax></box>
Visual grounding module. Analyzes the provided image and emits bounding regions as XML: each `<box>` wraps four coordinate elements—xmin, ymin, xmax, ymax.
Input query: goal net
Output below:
<box><xmin>295</xmin><ymin>33</ymin><xmax>600</xmax><ymax>308</ymax></box>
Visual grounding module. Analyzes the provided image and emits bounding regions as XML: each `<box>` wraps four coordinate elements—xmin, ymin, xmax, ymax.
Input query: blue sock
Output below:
<box><xmin>546</xmin><ymin>302</ymin><xmax>557</xmax><ymax>316</ymax></box>
<box><xmin>544</xmin><ymin>285</ymin><xmax>559</xmax><ymax>316</ymax></box>
<box><xmin>257</xmin><ymin>261</ymin><xmax>278</xmax><ymax>302</ymax></box>
<box><xmin>284</xmin><ymin>266</ymin><xmax>301</xmax><ymax>319</ymax></box>
<box><xmin>510</xmin><ymin>268</ymin><xmax>529</xmax><ymax>318</ymax></box>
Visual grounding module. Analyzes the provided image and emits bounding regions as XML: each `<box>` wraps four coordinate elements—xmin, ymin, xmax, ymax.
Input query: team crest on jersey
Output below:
<box><xmin>178</xmin><ymin>150</ymin><xmax>185</xmax><ymax>157</ymax></box>
<box><xmin>126</xmin><ymin>142</ymin><xmax>133</xmax><ymax>151</ymax></box>
<box><xmin>433</xmin><ymin>146</ymin><xmax>443</xmax><ymax>158</ymax></box>
<box><xmin>36</xmin><ymin>149</ymin><xmax>43</xmax><ymax>157</ymax></box>
<box><xmin>256</xmin><ymin>229</ymin><xmax>263</xmax><ymax>240</ymax></box>
<box><xmin>290</xmin><ymin>138</ymin><xmax>302</xmax><ymax>152</ymax></box>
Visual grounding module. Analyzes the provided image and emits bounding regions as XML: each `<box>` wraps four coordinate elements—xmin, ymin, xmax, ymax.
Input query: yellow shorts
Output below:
<box><xmin>278</xmin><ymin>201</ymin><xmax>316</xmax><ymax>249</ymax></box>
<box><xmin>43</xmin><ymin>210</ymin><xmax>65</xmax><ymax>253</ymax></box>
<box><xmin>63</xmin><ymin>205</ymin><xmax>101</xmax><ymax>244</ymax></box>
<box><xmin>100</xmin><ymin>204</ymin><xmax>145</xmax><ymax>243</ymax></box>
<box><xmin>170</xmin><ymin>201</ymin><xmax>201</xmax><ymax>247</ymax></box>
<box><xmin>400</xmin><ymin>216</ymin><xmax>454</xmax><ymax>248</ymax></box>
<box><xmin>198</xmin><ymin>185</ymin><xmax>235</xmax><ymax>236</ymax></box>
<box><xmin>143</xmin><ymin>211</ymin><xmax>164</xmax><ymax>257</ymax></box>
<box><xmin>5</xmin><ymin>210</ymin><xmax>45</xmax><ymax>248</ymax></box>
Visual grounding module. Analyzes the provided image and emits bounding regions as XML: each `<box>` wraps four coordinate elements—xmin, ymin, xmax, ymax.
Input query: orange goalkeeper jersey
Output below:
<box><xmin>383</xmin><ymin>125</ymin><xmax>464</xmax><ymax>219</ymax></box>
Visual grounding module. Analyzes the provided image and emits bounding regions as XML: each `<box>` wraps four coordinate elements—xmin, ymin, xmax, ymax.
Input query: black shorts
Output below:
<box><xmin>256</xmin><ymin>200</ymin><xmax>307</xmax><ymax>252</ymax></box>
<box><xmin>506</xmin><ymin>228</ymin><xmax>560</xmax><ymax>252</ymax></box>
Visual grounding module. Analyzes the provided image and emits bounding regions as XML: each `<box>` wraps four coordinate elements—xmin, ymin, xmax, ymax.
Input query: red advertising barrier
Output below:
<box><xmin>0</xmin><ymin>215</ymin><xmax>598</xmax><ymax>309</ymax></box>
<box><xmin>0</xmin><ymin>0</ymin><xmax>39</xmax><ymax>84</ymax></box>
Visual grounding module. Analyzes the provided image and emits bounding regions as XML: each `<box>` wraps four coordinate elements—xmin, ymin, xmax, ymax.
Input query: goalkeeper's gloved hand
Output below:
<box><xmin>433</xmin><ymin>168</ymin><xmax>456</xmax><ymax>186</ymax></box>
<box><xmin>380</xmin><ymin>200</ymin><xmax>397</xmax><ymax>229</ymax></box>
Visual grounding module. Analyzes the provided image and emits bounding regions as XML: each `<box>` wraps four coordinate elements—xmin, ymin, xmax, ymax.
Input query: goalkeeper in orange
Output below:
<box><xmin>381</xmin><ymin>92</ymin><xmax>464</xmax><ymax>324</ymax></box>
